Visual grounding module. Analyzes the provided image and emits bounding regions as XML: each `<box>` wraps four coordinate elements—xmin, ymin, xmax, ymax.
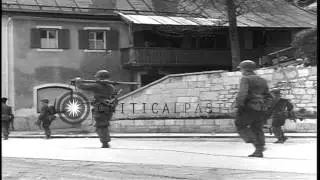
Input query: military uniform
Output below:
<box><xmin>270</xmin><ymin>89</ymin><xmax>294</xmax><ymax>143</ymax></box>
<box><xmin>2</xmin><ymin>97</ymin><xmax>14</xmax><ymax>140</ymax></box>
<box><xmin>38</xmin><ymin>99</ymin><xmax>52</xmax><ymax>139</ymax></box>
<box><xmin>235</xmin><ymin>60</ymin><xmax>273</xmax><ymax>158</ymax></box>
<box><xmin>75</xmin><ymin>70</ymin><xmax>116</xmax><ymax>148</ymax></box>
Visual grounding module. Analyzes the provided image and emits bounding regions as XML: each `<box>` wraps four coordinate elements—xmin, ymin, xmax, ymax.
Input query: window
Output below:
<box><xmin>88</xmin><ymin>31</ymin><xmax>106</xmax><ymax>50</ymax></box>
<box><xmin>40</xmin><ymin>29</ymin><xmax>59</xmax><ymax>49</ymax></box>
<box><xmin>265</xmin><ymin>30</ymin><xmax>292</xmax><ymax>46</ymax></box>
<box><xmin>30</xmin><ymin>27</ymin><xmax>70</xmax><ymax>50</ymax></box>
<box><xmin>244</xmin><ymin>31</ymin><xmax>253</xmax><ymax>50</ymax></box>
<box><xmin>78</xmin><ymin>28</ymin><xmax>119</xmax><ymax>51</ymax></box>
<box><xmin>198</xmin><ymin>34</ymin><xmax>229</xmax><ymax>49</ymax></box>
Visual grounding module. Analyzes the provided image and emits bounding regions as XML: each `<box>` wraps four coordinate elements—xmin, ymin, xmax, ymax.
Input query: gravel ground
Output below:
<box><xmin>2</xmin><ymin>157</ymin><xmax>316</xmax><ymax>180</ymax></box>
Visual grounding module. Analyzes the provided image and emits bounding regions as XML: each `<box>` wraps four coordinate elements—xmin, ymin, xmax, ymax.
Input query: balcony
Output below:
<box><xmin>121</xmin><ymin>47</ymin><xmax>232</xmax><ymax>68</ymax></box>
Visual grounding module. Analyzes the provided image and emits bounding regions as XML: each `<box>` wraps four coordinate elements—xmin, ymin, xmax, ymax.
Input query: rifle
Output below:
<box><xmin>70</xmin><ymin>78</ymin><xmax>140</xmax><ymax>86</ymax></box>
<box><xmin>291</xmin><ymin>108</ymin><xmax>317</xmax><ymax>121</ymax></box>
<box><xmin>91</xmin><ymin>89</ymin><xmax>123</xmax><ymax>112</ymax></box>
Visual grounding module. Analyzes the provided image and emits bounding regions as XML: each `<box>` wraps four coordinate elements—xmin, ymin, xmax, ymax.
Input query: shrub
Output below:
<box><xmin>291</xmin><ymin>28</ymin><xmax>317</xmax><ymax>66</ymax></box>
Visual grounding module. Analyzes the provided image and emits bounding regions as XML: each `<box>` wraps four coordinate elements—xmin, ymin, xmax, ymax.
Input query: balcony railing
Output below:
<box><xmin>121</xmin><ymin>47</ymin><xmax>232</xmax><ymax>67</ymax></box>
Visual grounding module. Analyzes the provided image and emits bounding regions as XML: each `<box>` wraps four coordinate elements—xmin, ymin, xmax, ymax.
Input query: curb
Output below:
<box><xmin>7</xmin><ymin>135</ymin><xmax>317</xmax><ymax>139</ymax></box>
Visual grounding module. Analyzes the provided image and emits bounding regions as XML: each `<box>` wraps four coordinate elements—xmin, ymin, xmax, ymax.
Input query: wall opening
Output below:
<box><xmin>34</xmin><ymin>83</ymin><xmax>73</xmax><ymax>113</ymax></box>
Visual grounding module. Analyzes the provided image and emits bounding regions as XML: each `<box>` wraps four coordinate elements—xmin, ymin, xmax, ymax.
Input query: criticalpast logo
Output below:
<box><xmin>56</xmin><ymin>91</ymin><xmax>90</xmax><ymax>124</ymax></box>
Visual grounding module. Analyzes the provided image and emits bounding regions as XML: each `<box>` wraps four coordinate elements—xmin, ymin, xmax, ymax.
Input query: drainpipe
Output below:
<box><xmin>6</xmin><ymin>16</ymin><xmax>13</xmax><ymax>109</ymax></box>
<box><xmin>6</xmin><ymin>17</ymin><xmax>12</xmax><ymax>100</ymax></box>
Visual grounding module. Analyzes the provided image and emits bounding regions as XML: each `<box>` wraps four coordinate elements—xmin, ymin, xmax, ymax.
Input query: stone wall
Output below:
<box><xmin>108</xmin><ymin>66</ymin><xmax>317</xmax><ymax>133</ymax></box>
<box><xmin>12</xmin><ymin>66</ymin><xmax>317</xmax><ymax>133</ymax></box>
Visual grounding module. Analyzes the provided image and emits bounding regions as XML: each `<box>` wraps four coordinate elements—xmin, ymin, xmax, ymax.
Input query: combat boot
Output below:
<box><xmin>273</xmin><ymin>139</ymin><xmax>284</xmax><ymax>143</ymax></box>
<box><xmin>101</xmin><ymin>143</ymin><xmax>110</xmax><ymax>148</ymax></box>
<box><xmin>248</xmin><ymin>146</ymin><xmax>265</xmax><ymax>158</ymax></box>
<box><xmin>282</xmin><ymin>136</ymin><xmax>288</xmax><ymax>143</ymax></box>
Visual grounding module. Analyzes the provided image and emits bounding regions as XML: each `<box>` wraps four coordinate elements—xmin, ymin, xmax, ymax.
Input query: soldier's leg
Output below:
<box><xmin>235</xmin><ymin>110</ymin><xmax>256</xmax><ymax>144</ymax></box>
<box><xmin>2</xmin><ymin>122</ymin><xmax>10</xmax><ymax>139</ymax></box>
<box><xmin>43</xmin><ymin>126</ymin><xmax>51</xmax><ymax>138</ymax></box>
<box><xmin>96</xmin><ymin>126</ymin><xmax>110</xmax><ymax>148</ymax></box>
<box><xmin>252</xmin><ymin>120</ymin><xmax>265</xmax><ymax>147</ymax></box>
<box><xmin>272</xmin><ymin>118</ymin><xmax>287</xmax><ymax>143</ymax></box>
<box><xmin>248</xmin><ymin>113</ymin><xmax>266</xmax><ymax>158</ymax></box>
<box><xmin>272</xmin><ymin>126</ymin><xmax>283</xmax><ymax>142</ymax></box>
<box><xmin>279</xmin><ymin>127</ymin><xmax>288</xmax><ymax>143</ymax></box>
<box><xmin>279</xmin><ymin>118</ymin><xmax>288</xmax><ymax>142</ymax></box>
<box><xmin>10</xmin><ymin>120</ymin><xmax>14</xmax><ymax>131</ymax></box>
<box><xmin>47</xmin><ymin>126</ymin><xmax>51</xmax><ymax>137</ymax></box>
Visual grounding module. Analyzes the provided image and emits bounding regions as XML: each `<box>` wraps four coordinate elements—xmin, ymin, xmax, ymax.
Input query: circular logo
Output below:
<box><xmin>57</xmin><ymin>91</ymin><xmax>91</xmax><ymax>124</ymax></box>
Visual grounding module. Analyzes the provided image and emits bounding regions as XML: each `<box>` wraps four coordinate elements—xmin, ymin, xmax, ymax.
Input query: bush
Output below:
<box><xmin>291</xmin><ymin>28</ymin><xmax>317</xmax><ymax>66</ymax></box>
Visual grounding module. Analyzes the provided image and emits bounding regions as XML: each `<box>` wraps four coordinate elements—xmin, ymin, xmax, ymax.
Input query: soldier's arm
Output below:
<box><xmin>286</xmin><ymin>99</ymin><xmax>294</xmax><ymax>112</ymax></box>
<box><xmin>235</xmin><ymin>77</ymin><xmax>249</xmax><ymax>108</ymax></box>
<box><xmin>285</xmin><ymin>99</ymin><xmax>296</xmax><ymax>121</ymax></box>
<box><xmin>77</xmin><ymin>82</ymin><xmax>100</xmax><ymax>91</ymax></box>
<box><xmin>264</xmin><ymin>88</ymin><xmax>274</xmax><ymax>110</ymax></box>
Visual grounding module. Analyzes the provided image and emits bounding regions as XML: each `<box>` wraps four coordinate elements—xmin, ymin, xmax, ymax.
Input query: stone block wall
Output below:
<box><xmin>12</xmin><ymin>66</ymin><xmax>317</xmax><ymax>133</ymax></box>
<box><xmin>108</xmin><ymin>66</ymin><xmax>317</xmax><ymax>133</ymax></box>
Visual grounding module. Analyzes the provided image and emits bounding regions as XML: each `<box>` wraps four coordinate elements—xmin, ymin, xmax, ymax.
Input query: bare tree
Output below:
<box><xmin>226</xmin><ymin>0</ymin><xmax>241</xmax><ymax>70</ymax></box>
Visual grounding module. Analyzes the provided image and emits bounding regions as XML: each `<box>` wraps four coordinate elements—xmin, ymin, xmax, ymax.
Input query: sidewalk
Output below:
<box><xmin>6</xmin><ymin>128</ymin><xmax>317</xmax><ymax>138</ymax></box>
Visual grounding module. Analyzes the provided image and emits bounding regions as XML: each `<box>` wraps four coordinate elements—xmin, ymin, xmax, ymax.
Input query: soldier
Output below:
<box><xmin>2</xmin><ymin>97</ymin><xmax>14</xmax><ymax>140</ymax></box>
<box><xmin>269</xmin><ymin>89</ymin><xmax>294</xmax><ymax>143</ymax></box>
<box><xmin>73</xmin><ymin>70</ymin><xmax>116</xmax><ymax>148</ymax></box>
<box><xmin>234</xmin><ymin>60</ymin><xmax>273</xmax><ymax>158</ymax></box>
<box><xmin>38</xmin><ymin>99</ymin><xmax>52</xmax><ymax>139</ymax></box>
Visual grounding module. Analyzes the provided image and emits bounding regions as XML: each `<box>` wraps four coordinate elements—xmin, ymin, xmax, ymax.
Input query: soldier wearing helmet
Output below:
<box><xmin>2</xmin><ymin>97</ymin><xmax>14</xmax><ymax>140</ymax></box>
<box><xmin>73</xmin><ymin>70</ymin><xmax>116</xmax><ymax>148</ymax></box>
<box><xmin>37</xmin><ymin>99</ymin><xmax>53</xmax><ymax>139</ymax></box>
<box><xmin>234</xmin><ymin>60</ymin><xmax>273</xmax><ymax>157</ymax></box>
<box><xmin>269</xmin><ymin>88</ymin><xmax>294</xmax><ymax>143</ymax></box>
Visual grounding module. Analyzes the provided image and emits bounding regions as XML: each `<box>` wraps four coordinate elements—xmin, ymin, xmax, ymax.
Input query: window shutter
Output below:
<box><xmin>58</xmin><ymin>29</ymin><xmax>70</xmax><ymax>49</ymax></box>
<box><xmin>106</xmin><ymin>29</ymin><xmax>119</xmax><ymax>50</ymax></box>
<box><xmin>78</xmin><ymin>30</ymin><xmax>89</xmax><ymax>49</ymax></box>
<box><xmin>30</xmin><ymin>28</ymin><xmax>41</xmax><ymax>48</ymax></box>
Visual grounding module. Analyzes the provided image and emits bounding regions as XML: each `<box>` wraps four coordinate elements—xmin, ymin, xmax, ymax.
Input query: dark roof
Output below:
<box><xmin>2</xmin><ymin>0</ymin><xmax>317</xmax><ymax>28</ymax></box>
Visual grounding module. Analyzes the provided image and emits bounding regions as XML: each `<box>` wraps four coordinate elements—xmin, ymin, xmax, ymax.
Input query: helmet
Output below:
<box><xmin>237</xmin><ymin>60</ymin><xmax>257</xmax><ymax>71</ymax></box>
<box><xmin>94</xmin><ymin>70</ymin><xmax>110</xmax><ymax>79</ymax></box>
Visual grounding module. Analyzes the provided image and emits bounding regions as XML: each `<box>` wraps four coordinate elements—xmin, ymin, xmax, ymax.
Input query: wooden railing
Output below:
<box><xmin>265</xmin><ymin>47</ymin><xmax>295</xmax><ymax>58</ymax></box>
<box><xmin>120</xmin><ymin>47</ymin><xmax>232</xmax><ymax>67</ymax></box>
<box><xmin>259</xmin><ymin>47</ymin><xmax>295</xmax><ymax>67</ymax></box>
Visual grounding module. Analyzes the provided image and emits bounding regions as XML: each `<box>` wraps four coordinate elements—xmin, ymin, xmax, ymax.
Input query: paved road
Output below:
<box><xmin>2</xmin><ymin>138</ymin><xmax>316</xmax><ymax>180</ymax></box>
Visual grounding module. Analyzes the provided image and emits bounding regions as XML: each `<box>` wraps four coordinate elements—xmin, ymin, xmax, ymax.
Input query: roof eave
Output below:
<box><xmin>2</xmin><ymin>8</ymin><xmax>122</xmax><ymax>20</ymax></box>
